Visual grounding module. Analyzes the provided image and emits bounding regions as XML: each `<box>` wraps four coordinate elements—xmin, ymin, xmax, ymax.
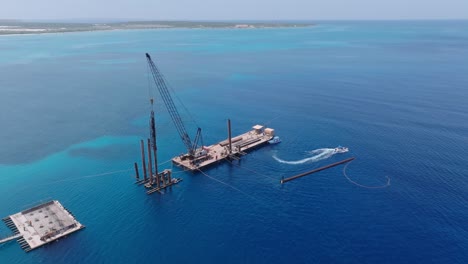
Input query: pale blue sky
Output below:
<box><xmin>2</xmin><ymin>0</ymin><xmax>468</xmax><ymax>20</ymax></box>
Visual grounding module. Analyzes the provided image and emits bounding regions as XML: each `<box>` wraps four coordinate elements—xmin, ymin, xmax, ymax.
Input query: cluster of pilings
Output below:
<box><xmin>134</xmin><ymin>138</ymin><xmax>178</xmax><ymax>195</ymax></box>
<box><xmin>2</xmin><ymin>217</ymin><xmax>30</xmax><ymax>252</ymax></box>
<box><xmin>17</xmin><ymin>235</ymin><xmax>31</xmax><ymax>252</ymax></box>
<box><xmin>2</xmin><ymin>217</ymin><xmax>18</xmax><ymax>235</ymax></box>
<box><xmin>132</xmin><ymin>107</ymin><xmax>183</xmax><ymax>194</ymax></box>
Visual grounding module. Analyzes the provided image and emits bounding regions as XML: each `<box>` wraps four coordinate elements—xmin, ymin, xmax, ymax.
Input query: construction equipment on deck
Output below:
<box><xmin>145</xmin><ymin>53</ymin><xmax>204</xmax><ymax>160</ymax></box>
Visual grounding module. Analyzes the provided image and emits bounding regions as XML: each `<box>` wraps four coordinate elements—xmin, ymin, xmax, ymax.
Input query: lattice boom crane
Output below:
<box><xmin>145</xmin><ymin>53</ymin><xmax>202</xmax><ymax>157</ymax></box>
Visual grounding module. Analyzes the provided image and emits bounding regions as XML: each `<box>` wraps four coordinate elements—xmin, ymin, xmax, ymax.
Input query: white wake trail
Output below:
<box><xmin>273</xmin><ymin>148</ymin><xmax>336</xmax><ymax>165</ymax></box>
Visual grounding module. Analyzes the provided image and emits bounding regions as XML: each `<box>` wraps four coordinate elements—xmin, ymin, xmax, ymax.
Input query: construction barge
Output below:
<box><xmin>1</xmin><ymin>200</ymin><xmax>84</xmax><ymax>252</ymax></box>
<box><xmin>136</xmin><ymin>53</ymin><xmax>278</xmax><ymax>176</ymax></box>
<box><xmin>173</xmin><ymin>122</ymin><xmax>275</xmax><ymax>171</ymax></box>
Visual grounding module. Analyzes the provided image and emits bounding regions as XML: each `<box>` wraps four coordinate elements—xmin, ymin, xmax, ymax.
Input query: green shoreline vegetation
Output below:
<box><xmin>0</xmin><ymin>20</ymin><xmax>314</xmax><ymax>35</ymax></box>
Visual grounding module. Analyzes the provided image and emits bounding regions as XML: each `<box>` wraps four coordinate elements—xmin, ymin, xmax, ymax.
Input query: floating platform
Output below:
<box><xmin>172</xmin><ymin>125</ymin><xmax>275</xmax><ymax>171</ymax></box>
<box><xmin>2</xmin><ymin>200</ymin><xmax>84</xmax><ymax>252</ymax></box>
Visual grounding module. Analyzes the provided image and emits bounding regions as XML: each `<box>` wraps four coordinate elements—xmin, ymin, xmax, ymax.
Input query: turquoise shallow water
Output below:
<box><xmin>1</xmin><ymin>21</ymin><xmax>468</xmax><ymax>263</ymax></box>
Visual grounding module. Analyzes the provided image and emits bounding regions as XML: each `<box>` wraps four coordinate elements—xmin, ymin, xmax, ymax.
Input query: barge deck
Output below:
<box><xmin>173</xmin><ymin>124</ymin><xmax>275</xmax><ymax>171</ymax></box>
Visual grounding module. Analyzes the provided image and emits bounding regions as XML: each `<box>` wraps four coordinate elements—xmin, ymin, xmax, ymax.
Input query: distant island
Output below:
<box><xmin>0</xmin><ymin>20</ymin><xmax>313</xmax><ymax>35</ymax></box>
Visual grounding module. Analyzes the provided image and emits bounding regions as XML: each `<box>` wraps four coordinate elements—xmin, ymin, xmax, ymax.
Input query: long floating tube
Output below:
<box><xmin>281</xmin><ymin>157</ymin><xmax>355</xmax><ymax>184</ymax></box>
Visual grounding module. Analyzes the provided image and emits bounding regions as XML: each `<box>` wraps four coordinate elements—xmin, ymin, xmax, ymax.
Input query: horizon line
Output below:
<box><xmin>2</xmin><ymin>18</ymin><xmax>468</xmax><ymax>23</ymax></box>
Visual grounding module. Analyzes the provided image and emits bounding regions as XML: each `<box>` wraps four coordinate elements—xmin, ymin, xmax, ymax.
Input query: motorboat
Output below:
<box><xmin>268</xmin><ymin>136</ymin><xmax>281</xmax><ymax>144</ymax></box>
<box><xmin>334</xmin><ymin>146</ymin><xmax>349</xmax><ymax>153</ymax></box>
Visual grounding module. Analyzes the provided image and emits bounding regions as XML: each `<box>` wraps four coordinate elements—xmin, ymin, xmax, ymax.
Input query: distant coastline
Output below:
<box><xmin>0</xmin><ymin>20</ymin><xmax>314</xmax><ymax>35</ymax></box>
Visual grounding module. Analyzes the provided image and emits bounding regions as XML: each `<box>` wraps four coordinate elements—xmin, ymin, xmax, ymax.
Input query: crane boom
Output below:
<box><xmin>145</xmin><ymin>53</ymin><xmax>199</xmax><ymax>156</ymax></box>
<box><xmin>192</xmin><ymin>128</ymin><xmax>203</xmax><ymax>153</ymax></box>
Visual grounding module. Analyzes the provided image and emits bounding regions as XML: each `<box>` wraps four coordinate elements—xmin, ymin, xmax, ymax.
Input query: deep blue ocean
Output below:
<box><xmin>1</xmin><ymin>21</ymin><xmax>468</xmax><ymax>263</ymax></box>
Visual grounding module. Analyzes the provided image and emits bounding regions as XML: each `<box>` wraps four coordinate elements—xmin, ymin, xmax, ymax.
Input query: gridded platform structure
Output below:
<box><xmin>2</xmin><ymin>200</ymin><xmax>84</xmax><ymax>252</ymax></box>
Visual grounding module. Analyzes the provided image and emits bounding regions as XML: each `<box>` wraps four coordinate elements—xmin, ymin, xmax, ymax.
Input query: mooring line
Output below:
<box><xmin>158</xmin><ymin>159</ymin><xmax>172</xmax><ymax>166</ymax></box>
<box><xmin>38</xmin><ymin>168</ymin><xmax>134</xmax><ymax>186</ymax></box>
<box><xmin>225</xmin><ymin>158</ymin><xmax>277</xmax><ymax>181</ymax></box>
<box><xmin>196</xmin><ymin>168</ymin><xmax>315</xmax><ymax>236</ymax></box>
<box><xmin>342</xmin><ymin>161</ymin><xmax>391</xmax><ymax>189</ymax></box>
<box><xmin>36</xmin><ymin>161</ymin><xmax>186</xmax><ymax>188</ymax></box>
<box><xmin>197</xmin><ymin>168</ymin><xmax>266</xmax><ymax>205</ymax></box>
<box><xmin>170</xmin><ymin>170</ymin><xmax>188</xmax><ymax>175</ymax></box>
<box><xmin>264</xmin><ymin>113</ymin><xmax>284</xmax><ymax>126</ymax></box>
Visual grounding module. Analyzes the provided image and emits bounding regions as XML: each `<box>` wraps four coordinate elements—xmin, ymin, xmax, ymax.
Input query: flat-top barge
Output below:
<box><xmin>173</xmin><ymin>123</ymin><xmax>275</xmax><ymax>171</ymax></box>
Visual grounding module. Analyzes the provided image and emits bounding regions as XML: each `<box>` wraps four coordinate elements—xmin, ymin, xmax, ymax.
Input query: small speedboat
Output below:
<box><xmin>268</xmin><ymin>136</ymin><xmax>281</xmax><ymax>144</ymax></box>
<box><xmin>334</xmin><ymin>146</ymin><xmax>349</xmax><ymax>153</ymax></box>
